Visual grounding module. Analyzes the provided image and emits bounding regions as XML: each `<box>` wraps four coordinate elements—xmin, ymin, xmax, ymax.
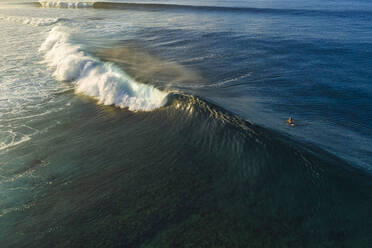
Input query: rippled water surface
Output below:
<box><xmin>0</xmin><ymin>0</ymin><xmax>371</xmax><ymax>247</ymax></box>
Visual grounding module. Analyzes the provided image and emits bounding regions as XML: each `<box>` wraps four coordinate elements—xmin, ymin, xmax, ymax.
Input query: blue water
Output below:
<box><xmin>96</xmin><ymin>0</ymin><xmax>372</xmax><ymax>171</ymax></box>
<box><xmin>0</xmin><ymin>0</ymin><xmax>371</xmax><ymax>247</ymax></box>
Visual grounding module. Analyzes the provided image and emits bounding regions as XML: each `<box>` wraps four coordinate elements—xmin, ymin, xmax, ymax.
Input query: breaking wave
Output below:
<box><xmin>38</xmin><ymin>1</ymin><xmax>94</xmax><ymax>8</ymax></box>
<box><xmin>40</xmin><ymin>26</ymin><xmax>168</xmax><ymax>111</ymax></box>
<box><xmin>0</xmin><ymin>15</ymin><xmax>63</xmax><ymax>26</ymax></box>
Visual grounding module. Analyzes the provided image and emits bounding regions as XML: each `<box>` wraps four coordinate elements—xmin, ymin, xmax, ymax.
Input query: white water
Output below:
<box><xmin>0</xmin><ymin>8</ymin><xmax>167</xmax><ymax>152</ymax></box>
<box><xmin>0</xmin><ymin>15</ymin><xmax>61</xmax><ymax>26</ymax></box>
<box><xmin>38</xmin><ymin>1</ymin><xmax>94</xmax><ymax>8</ymax></box>
<box><xmin>0</xmin><ymin>14</ymin><xmax>65</xmax><ymax>152</ymax></box>
<box><xmin>40</xmin><ymin>26</ymin><xmax>168</xmax><ymax>111</ymax></box>
<box><xmin>0</xmin><ymin>131</ymin><xmax>31</xmax><ymax>151</ymax></box>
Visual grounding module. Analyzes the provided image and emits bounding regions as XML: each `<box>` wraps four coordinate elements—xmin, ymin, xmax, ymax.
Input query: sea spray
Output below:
<box><xmin>40</xmin><ymin>26</ymin><xmax>168</xmax><ymax>111</ymax></box>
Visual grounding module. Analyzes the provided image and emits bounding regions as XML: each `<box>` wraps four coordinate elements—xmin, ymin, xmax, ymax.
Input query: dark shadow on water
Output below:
<box><xmin>0</xmin><ymin>92</ymin><xmax>371</xmax><ymax>247</ymax></box>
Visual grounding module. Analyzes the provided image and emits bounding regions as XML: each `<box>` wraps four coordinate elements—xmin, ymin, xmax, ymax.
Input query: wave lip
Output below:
<box><xmin>40</xmin><ymin>26</ymin><xmax>168</xmax><ymax>111</ymax></box>
<box><xmin>38</xmin><ymin>0</ymin><xmax>94</xmax><ymax>8</ymax></box>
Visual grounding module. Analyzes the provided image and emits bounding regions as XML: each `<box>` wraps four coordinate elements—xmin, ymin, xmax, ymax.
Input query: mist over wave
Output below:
<box><xmin>40</xmin><ymin>26</ymin><xmax>168</xmax><ymax>111</ymax></box>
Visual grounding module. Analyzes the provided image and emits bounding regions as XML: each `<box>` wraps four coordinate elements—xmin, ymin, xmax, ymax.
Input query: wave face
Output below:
<box><xmin>40</xmin><ymin>26</ymin><xmax>168</xmax><ymax>111</ymax></box>
<box><xmin>2</xmin><ymin>88</ymin><xmax>371</xmax><ymax>247</ymax></box>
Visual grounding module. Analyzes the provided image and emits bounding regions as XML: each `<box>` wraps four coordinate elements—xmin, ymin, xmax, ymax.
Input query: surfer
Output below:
<box><xmin>288</xmin><ymin>116</ymin><xmax>294</xmax><ymax>126</ymax></box>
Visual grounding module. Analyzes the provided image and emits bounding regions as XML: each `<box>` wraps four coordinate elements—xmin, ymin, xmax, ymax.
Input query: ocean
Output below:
<box><xmin>0</xmin><ymin>0</ymin><xmax>371</xmax><ymax>247</ymax></box>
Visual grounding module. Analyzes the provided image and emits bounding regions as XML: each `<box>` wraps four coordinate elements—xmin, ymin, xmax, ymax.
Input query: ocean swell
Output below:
<box><xmin>33</xmin><ymin>1</ymin><xmax>372</xmax><ymax>18</ymax></box>
<box><xmin>40</xmin><ymin>26</ymin><xmax>168</xmax><ymax>111</ymax></box>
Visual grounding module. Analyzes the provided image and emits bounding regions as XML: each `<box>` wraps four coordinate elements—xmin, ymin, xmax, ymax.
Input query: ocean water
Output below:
<box><xmin>0</xmin><ymin>0</ymin><xmax>371</xmax><ymax>247</ymax></box>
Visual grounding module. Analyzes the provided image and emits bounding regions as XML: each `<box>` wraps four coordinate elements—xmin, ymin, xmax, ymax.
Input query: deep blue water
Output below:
<box><xmin>92</xmin><ymin>0</ymin><xmax>372</xmax><ymax>171</ymax></box>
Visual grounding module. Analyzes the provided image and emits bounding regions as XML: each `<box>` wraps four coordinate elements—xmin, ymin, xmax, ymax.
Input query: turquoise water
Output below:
<box><xmin>0</xmin><ymin>1</ymin><xmax>371</xmax><ymax>247</ymax></box>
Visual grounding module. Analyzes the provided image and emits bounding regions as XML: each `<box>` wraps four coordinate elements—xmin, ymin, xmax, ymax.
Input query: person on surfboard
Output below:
<box><xmin>288</xmin><ymin>116</ymin><xmax>294</xmax><ymax>126</ymax></box>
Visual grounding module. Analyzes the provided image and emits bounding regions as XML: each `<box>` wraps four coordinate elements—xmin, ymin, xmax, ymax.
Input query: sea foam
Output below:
<box><xmin>40</xmin><ymin>26</ymin><xmax>168</xmax><ymax>111</ymax></box>
<box><xmin>0</xmin><ymin>131</ymin><xmax>31</xmax><ymax>151</ymax></box>
<box><xmin>0</xmin><ymin>15</ymin><xmax>62</xmax><ymax>26</ymax></box>
<box><xmin>38</xmin><ymin>1</ymin><xmax>94</xmax><ymax>8</ymax></box>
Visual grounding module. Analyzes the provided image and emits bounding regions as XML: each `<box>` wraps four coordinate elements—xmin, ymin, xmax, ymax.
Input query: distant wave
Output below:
<box><xmin>40</xmin><ymin>26</ymin><xmax>168</xmax><ymax>111</ymax></box>
<box><xmin>0</xmin><ymin>15</ymin><xmax>63</xmax><ymax>26</ymax></box>
<box><xmin>34</xmin><ymin>1</ymin><xmax>372</xmax><ymax>17</ymax></box>
<box><xmin>37</xmin><ymin>1</ymin><xmax>94</xmax><ymax>8</ymax></box>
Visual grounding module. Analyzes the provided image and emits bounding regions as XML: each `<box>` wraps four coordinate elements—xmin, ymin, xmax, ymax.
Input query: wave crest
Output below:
<box><xmin>40</xmin><ymin>26</ymin><xmax>168</xmax><ymax>111</ymax></box>
<box><xmin>38</xmin><ymin>1</ymin><xmax>94</xmax><ymax>8</ymax></box>
<box><xmin>0</xmin><ymin>15</ymin><xmax>62</xmax><ymax>26</ymax></box>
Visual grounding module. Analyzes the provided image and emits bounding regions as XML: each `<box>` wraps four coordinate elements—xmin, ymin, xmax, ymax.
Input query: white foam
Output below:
<box><xmin>0</xmin><ymin>15</ymin><xmax>61</xmax><ymax>26</ymax></box>
<box><xmin>40</xmin><ymin>26</ymin><xmax>168</xmax><ymax>111</ymax></box>
<box><xmin>38</xmin><ymin>1</ymin><xmax>94</xmax><ymax>8</ymax></box>
<box><xmin>0</xmin><ymin>131</ymin><xmax>31</xmax><ymax>151</ymax></box>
